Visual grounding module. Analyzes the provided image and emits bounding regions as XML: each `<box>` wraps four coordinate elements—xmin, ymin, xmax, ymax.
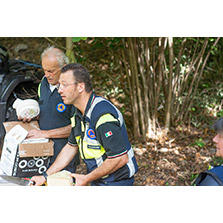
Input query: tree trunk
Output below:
<box><xmin>66</xmin><ymin>37</ymin><xmax>77</xmax><ymax>63</ymax></box>
<box><xmin>153</xmin><ymin>37</ymin><xmax>165</xmax><ymax>135</ymax></box>
<box><xmin>184</xmin><ymin>37</ymin><xmax>220</xmax><ymax>120</ymax></box>
<box><xmin>164</xmin><ymin>37</ymin><xmax>174</xmax><ymax>133</ymax></box>
<box><xmin>122</xmin><ymin>38</ymin><xmax>140</xmax><ymax>139</ymax></box>
<box><xmin>179</xmin><ymin>38</ymin><xmax>209</xmax><ymax>121</ymax></box>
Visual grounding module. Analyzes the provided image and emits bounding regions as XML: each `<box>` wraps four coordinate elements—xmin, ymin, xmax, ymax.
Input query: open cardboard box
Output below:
<box><xmin>0</xmin><ymin>121</ymin><xmax>54</xmax><ymax>177</ymax></box>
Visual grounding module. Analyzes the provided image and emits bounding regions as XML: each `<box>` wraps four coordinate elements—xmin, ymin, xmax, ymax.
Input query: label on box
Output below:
<box><xmin>12</xmin><ymin>155</ymin><xmax>50</xmax><ymax>177</ymax></box>
<box><xmin>6</xmin><ymin>124</ymin><xmax>28</xmax><ymax>144</ymax></box>
<box><xmin>0</xmin><ymin>139</ymin><xmax>17</xmax><ymax>175</ymax></box>
<box><xmin>0</xmin><ymin>125</ymin><xmax>28</xmax><ymax>175</ymax></box>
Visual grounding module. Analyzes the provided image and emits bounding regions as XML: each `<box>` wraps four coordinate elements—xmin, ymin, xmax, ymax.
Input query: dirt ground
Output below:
<box><xmin>0</xmin><ymin>38</ymin><xmax>217</xmax><ymax>186</ymax></box>
<box><xmin>58</xmin><ymin>124</ymin><xmax>217</xmax><ymax>186</ymax></box>
<box><xmin>133</xmin><ymin>127</ymin><xmax>216</xmax><ymax>186</ymax></box>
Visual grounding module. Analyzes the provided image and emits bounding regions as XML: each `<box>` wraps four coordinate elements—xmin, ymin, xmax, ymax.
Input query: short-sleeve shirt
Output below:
<box><xmin>68</xmin><ymin>112</ymin><xmax>128</xmax><ymax>159</ymax></box>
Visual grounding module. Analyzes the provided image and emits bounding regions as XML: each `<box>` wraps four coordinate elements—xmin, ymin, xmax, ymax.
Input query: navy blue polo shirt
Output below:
<box><xmin>38</xmin><ymin>77</ymin><xmax>79</xmax><ymax>172</ymax></box>
<box><xmin>68</xmin><ymin>93</ymin><xmax>128</xmax><ymax>158</ymax></box>
<box><xmin>67</xmin><ymin>93</ymin><xmax>138</xmax><ymax>184</ymax></box>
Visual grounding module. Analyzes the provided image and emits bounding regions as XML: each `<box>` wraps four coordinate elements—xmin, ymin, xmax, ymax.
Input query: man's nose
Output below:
<box><xmin>213</xmin><ymin>135</ymin><xmax>218</xmax><ymax>143</ymax></box>
<box><xmin>45</xmin><ymin>71</ymin><xmax>51</xmax><ymax>77</ymax></box>
<box><xmin>58</xmin><ymin>86</ymin><xmax>63</xmax><ymax>93</ymax></box>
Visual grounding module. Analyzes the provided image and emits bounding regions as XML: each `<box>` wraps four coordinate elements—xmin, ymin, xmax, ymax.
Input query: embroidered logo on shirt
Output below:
<box><xmin>105</xmin><ymin>131</ymin><xmax>113</xmax><ymax>138</ymax></box>
<box><xmin>87</xmin><ymin>145</ymin><xmax>101</xmax><ymax>150</ymax></box>
<box><xmin>87</xmin><ymin>128</ymin><xmax>96</xmax><ymax>139</ymax></box>
<box><xmin>57</xmin><ymin>103</ymin><xmax>66</xmax><ymax>113</ymax></box>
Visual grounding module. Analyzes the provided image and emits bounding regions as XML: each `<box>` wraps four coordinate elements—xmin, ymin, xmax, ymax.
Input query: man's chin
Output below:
<box><xmin>62</xmin><ymin>99</ymin><xmax>70</xmax><ymax>105</ymax></box>
<box><xmin>215</xmin><ymin>151</ymin><xmax>220</xmax><ymax>157</ymax></box>
<box><xmin>46</xmin><ymin>78</ymin><xmax>56</xmax><ymax>85</ymax></box>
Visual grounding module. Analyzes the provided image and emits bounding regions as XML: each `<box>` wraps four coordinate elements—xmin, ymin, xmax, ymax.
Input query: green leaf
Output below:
<box><xmin>190</xmin><ymin>138</ymin><xmax>206</xmax><ymax>148</ymax></box>
<box><xmin>72</xmin><ymin>37</ymin><xmax>87</xmax><ymax>42</ymax></box>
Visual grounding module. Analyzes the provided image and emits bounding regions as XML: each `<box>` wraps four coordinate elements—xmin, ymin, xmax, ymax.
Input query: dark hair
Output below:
<box><xmin>212</xmin><ymin>118</ymin><xmax>223</xmax><ymax>133</ymax></box>
<box><xmin>61</xmin><ymin>63</ymin><xmax>92</xmax><ymax>93</ymax></box>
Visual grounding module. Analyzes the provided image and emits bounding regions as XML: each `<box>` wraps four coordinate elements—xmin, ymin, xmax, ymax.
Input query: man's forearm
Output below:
<box><xmin>42</xmin><ymin>125</ymin><xmax>72</xmax><ymax>138</ymax></box>
<box><xmin>46</xmin><ymin>144</ymin><xmax>78</xmax><ymax>176</ymax></box>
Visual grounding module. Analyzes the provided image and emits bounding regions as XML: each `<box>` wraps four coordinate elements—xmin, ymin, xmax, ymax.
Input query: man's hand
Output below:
<box><xmin>71</xmin><ymin>153</ymin><xmax>129</xmax><ymax>186</ymax></box>
<box><xmin>71</xmin><ymin>173</ymin><xmax>89</xmax><ymax>186</ymax></box>
<box><xmin>30</xmin><ymin>175</ymin><xmax>46</xmax><ymax>186</ymax></box>
<box><xmin>18</xmin><ymin>116</ymin><xmax>32</xmax><ymax>123</ymax></box>
<box><xmin>26</xmin><ymin>125</ymin><xmax>71</xmax><ymax>139</ymax></box>
<box><xmin>18</xmin><ymin>115</ymin><xmax>39</xmax><ymax>123</ymax></box>
<box><xmin>26</xmin><ymin>129</ymin><xmax>46</xmax><ymax>139</ymax></box>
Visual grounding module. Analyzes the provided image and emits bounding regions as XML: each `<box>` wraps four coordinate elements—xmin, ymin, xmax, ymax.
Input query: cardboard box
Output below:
<box><xmin>0</xmin><ymin>121</ymin><xmax>54</xmax><ymax>177</ymax></box>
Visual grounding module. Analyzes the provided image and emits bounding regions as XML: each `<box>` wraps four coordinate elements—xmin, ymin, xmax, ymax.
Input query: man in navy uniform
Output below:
<box><xmin>31</xmin><ymin>63</ymin><xmax>138</xmax><ymax>186</ymax></box>
<box><xmin>19</xmin><ymin>47</ymin><xmax>79</xmax><ymax>173</ymax></box>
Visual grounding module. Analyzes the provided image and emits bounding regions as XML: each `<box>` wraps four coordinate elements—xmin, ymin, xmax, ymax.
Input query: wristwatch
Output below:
<box><xmin>42</xmin><ymin>171</ymin><xmax>48</xmax><ymax>180</ymax></box>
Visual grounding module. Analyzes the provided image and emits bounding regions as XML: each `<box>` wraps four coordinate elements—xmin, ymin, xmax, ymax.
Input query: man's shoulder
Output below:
<box><xmin>92</xmin><ymin>97</ymin><xmax>116</xmax><ymax>114</ymax></box>
<box><xmin>39</xmin><ymin>76</ymin><xmax>48</xmax><ymax>88</ymax></box>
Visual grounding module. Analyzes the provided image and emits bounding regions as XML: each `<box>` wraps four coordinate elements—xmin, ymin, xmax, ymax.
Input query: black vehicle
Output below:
<box><xmin>0</xmin><ymin>45</ymin><xmax>43</xmax><ymax>148</ymax></box>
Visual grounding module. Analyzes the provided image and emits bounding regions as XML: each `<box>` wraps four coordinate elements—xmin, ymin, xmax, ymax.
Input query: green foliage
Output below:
<box><xmin>191</xmin><ymin>138</ymin><xmax>205</xmax><ymax>148</ymax></box>
<box><xmin>190</xmin><ymin>107</ymin><xmax>196</xmax><ymax>112</ymax></box>
<box><xmin>210</xmin><ymin>156</ymin><xmax>223</xmax><ymax>166</ymax></box>
<box><xmin>72</xmin><ymin>37</ymin><xmax>87</xmax><ymax>42</ymax></box>
<box><xmin>67</xmin><ymin>37</ymin><xmax>223</xmax><ymax>141</ymax></box>
<box><xmin>107</xmin><ymin>37</ymin><xmax>123</xmax><ymax>50</ymax></box>
<box><xmin>190</xmin><ymin>173</ymin><xmax>199</xmax><ymax>184</ymax></box>
<box><xmin>217</xmin><ymin>111</ymin><xmax>223</xmax><ymax>118</ymax></box>
<box><xmin>186</xmin><ymin>73</ymin><xmax>223</xmax><ymax>128</ymax></box>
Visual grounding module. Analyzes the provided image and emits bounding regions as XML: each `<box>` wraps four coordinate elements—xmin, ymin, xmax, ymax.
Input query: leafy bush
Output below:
<box><xmin>191</xmin><ymin>138</ymin><xmax>205</xmax><ymax>148</ymax></box>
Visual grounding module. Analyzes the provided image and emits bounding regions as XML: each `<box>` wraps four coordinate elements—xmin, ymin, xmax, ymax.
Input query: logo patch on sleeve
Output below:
<box><xmin>57</xmin><ymin>103</ymin><xmax>66</xmax><ymax>113</ymax></box>
<box><xmin>105</xmin><ymin>131</ymin><xmax>113</xmax><ymax>138</ymax></box>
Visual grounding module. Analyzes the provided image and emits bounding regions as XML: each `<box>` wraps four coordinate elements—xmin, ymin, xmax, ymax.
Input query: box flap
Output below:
<box><xmin>3</xmin><ymin>121</ymin><xmax>54</xmax><ymax>158</ymax></box>
<box><xmin>3</xmin><ymin>121</ymin><xmax>39</xmax><ymax>133</ymax></box>
<box><xmin>19</xmin><ymin>140</ymin><xmax>54</xmax><ymax>157</ymax></box>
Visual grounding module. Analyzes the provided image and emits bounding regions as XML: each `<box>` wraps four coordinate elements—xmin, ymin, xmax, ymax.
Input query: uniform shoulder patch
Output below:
<box><xmin>105</xmin><ymin>131</ymin><xmax>113</xmax><ymax>138</ymax></box>
<box><xmin>57</xmin><ymin>103</ymin><xmax>66</xmax><ymax>113</ymax></box>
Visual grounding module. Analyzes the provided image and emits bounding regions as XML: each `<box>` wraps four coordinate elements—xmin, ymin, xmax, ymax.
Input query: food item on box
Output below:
<box><xmin>47</xmin><ymin>170</ymin><xmax>73</xmax><ymax>186</ymax></box>
<box><xmin>13</xmin><ymin>98</ymin><xmax>40</xmax><ymax>119</ymax></box>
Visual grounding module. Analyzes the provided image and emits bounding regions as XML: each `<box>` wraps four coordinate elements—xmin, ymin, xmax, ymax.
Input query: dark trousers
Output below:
<box><xmin>91</xmin><ymin>176</ymin><xmax>134</xmax><ymax>186</ymax></box>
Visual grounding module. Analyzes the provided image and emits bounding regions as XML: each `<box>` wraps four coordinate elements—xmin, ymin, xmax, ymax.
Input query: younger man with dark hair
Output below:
<box><xmin>31</xmin><ymin>63</ymin><xmax>138</xmax><ymax>186</ymax></box>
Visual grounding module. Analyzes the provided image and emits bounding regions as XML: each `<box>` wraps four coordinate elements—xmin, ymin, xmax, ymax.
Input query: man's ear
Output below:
<box><xmin>78</xmin><ymin>83</ymin><xmax>85</xmax><ymax>93</ymax></box>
